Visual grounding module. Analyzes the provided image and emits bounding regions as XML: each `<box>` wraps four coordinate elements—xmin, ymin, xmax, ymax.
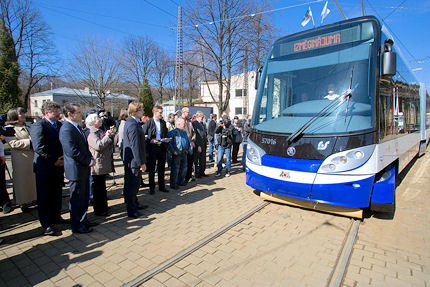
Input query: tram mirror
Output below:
<box><xmin>382</xmin><ymin>39</ymin><xmax>396</xmax><ymax>77</ymax></box>
<box><xmin>254</xmin><ymin>66</ymin><xmax>263</xmax><ymax>90</ymax></box>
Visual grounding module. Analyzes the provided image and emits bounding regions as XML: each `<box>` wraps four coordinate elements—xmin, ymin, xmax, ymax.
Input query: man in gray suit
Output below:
<box><xmin>60</xmin><ymin>103</ymin><xmax>96</xmax><ymax>234</ymax></box>
<box><xmin>122</xmin><ymin>102</ymin><xmax>147</xmax><ymax>218</ymax></box>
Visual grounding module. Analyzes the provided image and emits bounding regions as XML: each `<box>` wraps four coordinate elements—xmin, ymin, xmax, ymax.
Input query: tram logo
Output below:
<box><xmin>317</xmin><ymin>141</ymin><xmax>330</xmax><ymax>150</ymax></box>
<box><xmin>287</xmin><ymin>146</ymin><xmax>296</xmax><ymax>156</ymax></box>
<box><xmin>279</xmin><ymin>170</ymin><xmax>290</xmax><ymax>179</ymax></box>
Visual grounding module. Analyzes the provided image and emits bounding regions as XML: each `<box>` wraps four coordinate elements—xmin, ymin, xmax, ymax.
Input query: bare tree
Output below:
<box><xmin>69</xmin><ymin>37</ymin><xmax>123</xmax><ymax>108</ymax></box>
<box><xmin>122</xmin><ymin>36</ymin><xmax>159</xmax><ymax>93</ymax></box>
<box><xmin>151</xmin><ymin>47</ymin><xmax>174</xmax><ymax>104</ymax></box>
<box><xmin>247</xmin><ymin>0</ymin><xmax>275</xmax><ymax>70</ymax></box>
<box><xmin>183</xmin><ymin>52</ymin><xmax>201</xmax><ymax>105</ymax></box>
<box><xmin>185</xmin><ymin>0</ymin><xmax>252</xmax><ymax>116</ymax></box>
<box><xmin>0</xmin><ymin>0</ymin><xmax>58</xmax><ymax>109</ymax></box>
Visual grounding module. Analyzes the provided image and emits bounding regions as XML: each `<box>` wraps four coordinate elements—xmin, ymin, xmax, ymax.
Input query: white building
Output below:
<box><xmin>198</xmin><ymin>71</ymin><xmax>257</xmax><ymax>119</ymax></box>
<box><xmin>30</xmin><ymin>87</ymin><xmax>136</xmax><ymax>117</ymax></box>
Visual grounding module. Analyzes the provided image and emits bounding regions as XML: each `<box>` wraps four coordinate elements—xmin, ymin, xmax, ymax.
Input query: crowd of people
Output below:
<box><xmin>0</xmin><ymin>101</ymin><xmax>252</xmax><ymax>236</ymax></box>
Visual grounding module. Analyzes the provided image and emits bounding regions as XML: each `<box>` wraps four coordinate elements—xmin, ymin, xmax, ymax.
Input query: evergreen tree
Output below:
<box><xmin>0</xmin><ymin>20</ymin><xmax>21</xmax><ymax>114</ymax></box>
<box><xmin>139</xmin><ymin>76</ymin><xmax>154</xmax><ymax>118</ymax></box>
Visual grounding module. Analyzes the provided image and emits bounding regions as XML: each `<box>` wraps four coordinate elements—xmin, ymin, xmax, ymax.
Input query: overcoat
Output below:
<box><xmin>7</xmin><ymin>124</ymin><xmax>37</xmax><ymax>205</ymax></box>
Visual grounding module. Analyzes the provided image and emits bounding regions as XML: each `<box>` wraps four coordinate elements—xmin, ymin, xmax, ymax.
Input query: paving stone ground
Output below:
<box><xmin>343</xmin><ymin>152</ymin><xmax>430</xmax><ymax>287</ymax></box>
<box><xmin>143</xmin><ymin>200</ymin><xmax>351</xmax><ymax>287</ymax></box>
<box><xmin>1</xmin><ymin>150</ymin><xmax>430</xmax><ymax>287</ymax></box>
<box><xmin>0</xmin><ymin>153</ymin><xmax>262</xmax><ymax>287</ymax></box>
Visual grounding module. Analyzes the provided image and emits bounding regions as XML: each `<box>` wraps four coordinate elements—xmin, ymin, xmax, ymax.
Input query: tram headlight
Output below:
<box><xmin>246</xmin><ymin>138</ymin><xmax>265</xmax><ymax>166</ymax></box>
<box><xmin>319</xmin><ymin>145</ymin><xmax>375</xmax><ymax>173</ymax></box>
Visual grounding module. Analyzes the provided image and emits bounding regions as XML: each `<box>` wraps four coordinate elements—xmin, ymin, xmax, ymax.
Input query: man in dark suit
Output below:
<box><xmin>31</xmin><ymin>101</ymin><xmax>66</xmax><ymax>236</ymax></box>
<box><xmin>60</xmin><ymin>103</ymin><xmax>96</xmax><ymax>234</ymax></box>
<box><xmin>123</xmin><ymin>102</ymin><xmax>147</xmax><ymax>218</ymax></box>
<box><xmin>192</xmin><ymin>111</ymin><xmax>208</xmax><ymax>178</ymax></box>
<box><xmin>142</xmin><ymin>105</ymin><xmax>170</xmax><ymax>194</ymax></box>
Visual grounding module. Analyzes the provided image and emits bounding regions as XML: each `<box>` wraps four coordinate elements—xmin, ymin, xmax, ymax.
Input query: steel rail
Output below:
<box><xmin>124</xmin><ymin>201</ymin><xmax>270</xmax><ymax>287</ymax></box>
<box><xmin>327</xmin><ymin>219</ymin><xmax>361</xmax><ymax>287</ymax></box>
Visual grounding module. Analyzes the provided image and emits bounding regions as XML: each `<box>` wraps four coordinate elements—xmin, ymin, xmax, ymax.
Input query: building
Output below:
<box><xmin>198</xmin><ymin>71</ymin><xmax>257</xmax><ymax>119</ymax></box>
<box><xmin>30</xmin><ymin>87</ymin><xmax>136</xmax><ymax>117</ymax></box>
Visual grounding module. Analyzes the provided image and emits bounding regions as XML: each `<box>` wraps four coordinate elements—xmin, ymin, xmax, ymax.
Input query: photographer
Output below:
<box><xmin>0</xmin><ymin>131</ymin><xmax>12</xmax><ymax>214</ymax></box>
<box><xmin>86</xmin><ymin>113</ymin><xmax>115</xmax><ymax>217</ymax></box>
<box><xmin>215</xmin><ymin>115</ymin><xmax>234</xmax><ymax>177</ymax></box>
<box><xmin>0</xmin><ymin>115</ymin><xmax>14</xmax><ymax>214</ymax></box>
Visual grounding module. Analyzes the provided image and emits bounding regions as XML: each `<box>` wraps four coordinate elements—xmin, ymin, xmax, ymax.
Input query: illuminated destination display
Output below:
<box><xmin>294</xmin><ymin>33</ymin><xmax>341</xmax><ymax>52</ymax></box>
<box><xmin>276</xmin><ymin>23</ymin><xmax>374</xmax><ymax>57</ymax></box>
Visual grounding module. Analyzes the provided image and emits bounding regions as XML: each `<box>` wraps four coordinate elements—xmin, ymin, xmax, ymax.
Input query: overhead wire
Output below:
<box><xmin>168</xmin><ymin>0</ymin><xmax>179</xmax><ymax>6</ymax></box>
<box><xmin>177</xmin><ymin>0</ymin><xmax>324</xmax><ymax>29</ymax></box>
<box><xmin>38</xmin><ymin>1</ymin><xmax>171</xmax><ymax>29</ymax></box>
<box><xmin>39</xmin><ymin>5</ymin><xmax>138</xmax><ymax>37</ymax></box>
<box><xmin>143</xmin><ymin>0</ymin><xmax>177</xmax><ymax>18</ymax></box>
<box><xmin>365</xmin><ymin>0</ymin><xmax>417</xmax><ymax>62</ymax></box>
<box><xmin>383</xmin><ymin>0</ymin><xmax>408</xmax><ymax>20</ymax></box>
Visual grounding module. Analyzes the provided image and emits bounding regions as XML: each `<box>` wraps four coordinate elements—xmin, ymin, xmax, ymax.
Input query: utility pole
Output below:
<box><xmin>243</xmin><ymin>46</ymin><xmax>248</xmax><ymax>117</ymax></box>
<box><xmin>174</xmin><ymin>6</ymin><xmax>183</xmax><ymax>111</ymax></box>
<box><xmin>361</xmin><ymin>0</ymin><xmax>365</xmax><ymax>16</ymax></box>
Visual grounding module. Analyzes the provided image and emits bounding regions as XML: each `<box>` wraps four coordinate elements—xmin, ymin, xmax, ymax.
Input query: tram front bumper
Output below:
<box><xmin>246</xmin><ymin>163</ymin><xmax>374</xmax><ymax>209</ymax></box>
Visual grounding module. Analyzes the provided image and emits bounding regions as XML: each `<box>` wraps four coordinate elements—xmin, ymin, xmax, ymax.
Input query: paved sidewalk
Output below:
<box><xmin>0</xmin><ymin>156</ymin><xmax>261</xmax><ymax>286</ymax></box>
<box><xmin>343</xmin><ymin>153</ymin><xmax>430</xmax><ymax>287</ymax></box>
<box><xmin>143</xmin><ymin>200</ymin><xmax>351</xmax><ymax>287</ymax></box>
<box><xmin>1</xmin><ymin>151</ymin><xmax>430</xmax><ymax>286</ymax></box>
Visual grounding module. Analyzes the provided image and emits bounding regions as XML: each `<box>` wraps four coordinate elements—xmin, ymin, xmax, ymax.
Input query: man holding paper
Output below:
<box><xmin>143</xmin><ymin>105</ymin><xmax>170</xmax><ymax>194</ymax></box>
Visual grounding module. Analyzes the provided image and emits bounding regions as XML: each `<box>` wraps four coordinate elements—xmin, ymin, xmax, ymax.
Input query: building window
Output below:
<box><xmin>235</xmin><ymin>107</ymin><xmax>247</xmax><ymax>115</ymax></box>
<box><xmin>34</xmin><ymin>100</ymin><xmax>37</xmax><ymax>107</ymax></box>
<box><xmin>235</xmin><ymin>89</ymin><xmax>247</xmax><ymax>97</ymax></box>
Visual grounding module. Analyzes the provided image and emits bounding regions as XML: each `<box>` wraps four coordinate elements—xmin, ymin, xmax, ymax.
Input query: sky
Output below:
<box><xmin>34</xmin><ymin>0</ymin><xmax>430</xmax><ymax>87</ymax></box>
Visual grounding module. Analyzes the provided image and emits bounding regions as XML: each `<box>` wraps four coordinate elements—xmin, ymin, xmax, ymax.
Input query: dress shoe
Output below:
<box><xmin>83</xmin><ymin>221</ymin><xmax>99</xmax><ymax>227</ymax></box>
<box><xmin>54</xmin><ymin>217</ymin><xmax>71</xmax><ymax>224</ymax></box>
<box><xmin>128</xmin><ymin>211</ymin><xmax>141</xmax><ymax>218</ymax></box>
<box><xmin>201</xmin><ymin>173</ymin><xmax>209</xmax><ymax>177</ymax></box>
<box><xmin>44</xmin><ymin>226</ymin><xmax>60</xmax><ymax>236</ymax></box>
<box><xmin>136</xmin><ymin>204</ymin><xmax>148</xmax><ymax>210</ymax></box>
<box><xmin>2</xmin><ymin>202</ymin><xmax>12</xmax><ymax>214</ymax></box>
<box><xmin>94</xmin><ymin>211</ymin><xmax>108</xmax><ymax>217</ymax></box>
<box><xmin>160</xmin><ymin>188</ymin><xmax>169</xmax><ymax>193</ymax></box>
<box><xmin>149</xmin><ymin>189</ymin><xmax>155</xmax><ymax>195</ymax></box>
<box><xmin>179</xmin><ymin>182</ymin><xmax>187</xmax><ymax>186</ymax></box>
<box><xmin>170</xmin><ymin>185</ymin><xmax>179</xmax><ymax>190</ymax></box>
<box><xmin>72</xmin><ymin>225</ymin><xmax>93</xmax><ymax>234</ymax></box>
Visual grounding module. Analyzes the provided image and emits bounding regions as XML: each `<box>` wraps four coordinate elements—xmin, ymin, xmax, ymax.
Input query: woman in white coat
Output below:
<box><xmin>6</xmin><ymin>107</ymin><xmax>37</xmax><ymax>211</ymax></box>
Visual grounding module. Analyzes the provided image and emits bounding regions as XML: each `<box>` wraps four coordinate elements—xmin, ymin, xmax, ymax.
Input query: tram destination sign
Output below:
<box><xmin>278</xmin><ymin>24</ymin><xmax>371</xmax><ymax>56</ymax></box>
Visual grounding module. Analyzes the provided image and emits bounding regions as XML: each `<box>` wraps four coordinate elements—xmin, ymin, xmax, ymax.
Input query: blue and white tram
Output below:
<box><xmin>246</xmin><ymin>16</ymin><xmax>430</xmax><ymax>218</ymax></box>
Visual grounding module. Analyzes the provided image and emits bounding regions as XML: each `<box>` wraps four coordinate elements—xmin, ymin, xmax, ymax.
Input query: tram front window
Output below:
<box><xmin>255</xmin><ymin>40</ymin><xmax>374</xmax><ymax>135</ymax></box>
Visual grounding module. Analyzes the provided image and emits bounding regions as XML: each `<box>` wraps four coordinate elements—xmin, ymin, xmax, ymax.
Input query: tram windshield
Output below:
<box><xmin>254</xmin><ymin>21</ymin><xmax>376</xmax><ymax>135</ymax></box>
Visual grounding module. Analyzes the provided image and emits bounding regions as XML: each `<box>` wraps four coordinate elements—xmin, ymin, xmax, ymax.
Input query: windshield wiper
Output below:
<box><xmin>286</xmin><ymin>97</ymin><xmax>344</xmax><ymax>144</ymax></box>
<box><xmin>286</xmin><ymin>69</ymin><xmax>355</xmax><ymax>145</ymax></box>
<box><xmin>344</xmin><ymin>66</ymin><xmax>354</xmax><ymax>123</ymax></box>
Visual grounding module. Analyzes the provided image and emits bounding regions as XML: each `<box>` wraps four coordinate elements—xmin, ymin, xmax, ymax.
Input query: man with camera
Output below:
<box><xmin>215</xmin><ymin>115</ymin><xmax>234</xmax><ymax>177</ymax></box>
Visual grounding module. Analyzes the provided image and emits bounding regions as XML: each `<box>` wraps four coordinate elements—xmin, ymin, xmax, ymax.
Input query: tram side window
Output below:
<box><xmin>379</xmin><ymin>78</ymin><xmax>395</xmax><ymax>140</ymax></box>
<box><xmin>258</xmin><ymin>77</ymin><xmax>269</xmax><ymax>122</ymax></box>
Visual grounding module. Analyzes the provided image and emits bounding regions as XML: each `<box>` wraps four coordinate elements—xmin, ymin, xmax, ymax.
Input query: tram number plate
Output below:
<box><xmin>261</xmin><ymin>138</ymin><xmax>277</xmax><ymax>145</ymax></box>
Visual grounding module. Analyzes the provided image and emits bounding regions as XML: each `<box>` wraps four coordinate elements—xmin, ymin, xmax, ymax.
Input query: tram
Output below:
<box><xmin>245</xmin><ymin>16</ymin><xmax>430</xmax><ymax>218</ymax></box>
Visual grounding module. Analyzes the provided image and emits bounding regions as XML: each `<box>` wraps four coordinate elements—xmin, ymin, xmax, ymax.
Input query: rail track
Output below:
<box><xmin>123</xmin><ymin>201</ymin><xmax>360</xmax><ymax>287</ymax></box>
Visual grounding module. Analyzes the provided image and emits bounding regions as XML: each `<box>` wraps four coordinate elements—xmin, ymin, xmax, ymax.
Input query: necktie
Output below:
<box><xmin>52</xmin><ymin>122</ymin><xmax>59</xmax><ymax>132</ymax></box>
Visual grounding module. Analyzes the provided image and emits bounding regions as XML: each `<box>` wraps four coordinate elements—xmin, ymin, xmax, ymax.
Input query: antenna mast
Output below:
<box><xmin>174</xmin><ymin>6</ymin><xmax>183</xmax><ymax>111</ymax></box>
